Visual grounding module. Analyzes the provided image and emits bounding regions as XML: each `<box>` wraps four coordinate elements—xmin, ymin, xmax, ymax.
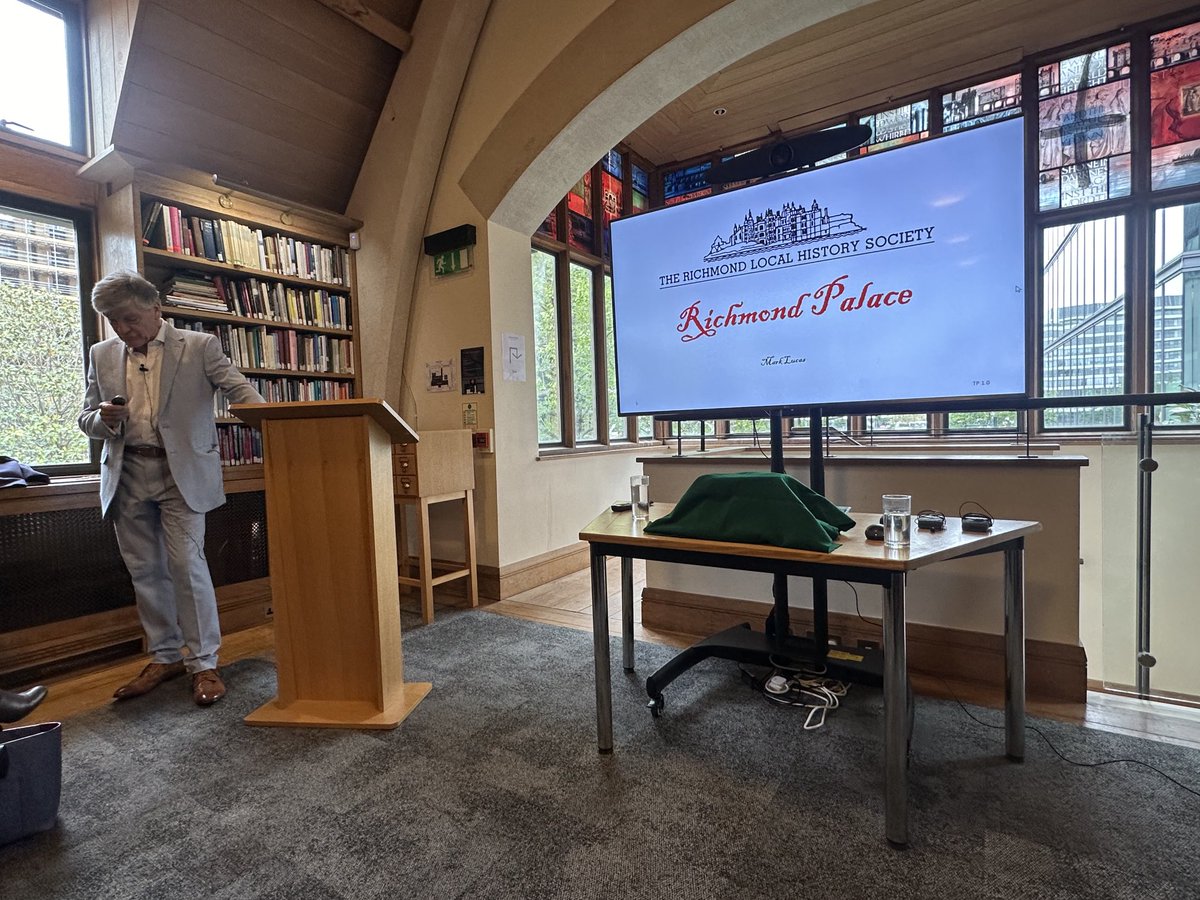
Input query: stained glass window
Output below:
<box><xmin>1150</xmin><ymin>22</ymin><xmax>1200</xmax><ymax>192</ymax></box>
<box><xmin>1037</xmin><ymin>44</ymin><xmax>1131</xmax><ymax>210</ymax></box>
<box><xmin>531</xmin><ymin>148</ymin><xmax>650</xmax><ymax>449</ymax></box>
<box><xmin>857</xmin><ymin>101</ymin><xmax>929</xmax><ymax>154</ymax></box>
<box><xmin>663</xmin><ymin>162</ymin><xmax>712</xmax><ymax>205</ymax></box>
<box><xmin>943</xmin><ymin>73</ymin><xmax>1021</xmax><ymax>132</ymax></box>
<box><xmin>632</xmin><ymin>165</ymin><xmax>649</xmax><ymax>213</ymax></box>
<box><xmin>601</xmin><ymin>149</ymin><xmax>623</xmax><ymax>178</ymax></box>
<box><xmin>601</xmin><ymin>151</ymin><xmax>623</xmax><ymax>257</ymax></box>
<box><xmin>536</xmin><ymin>209</ymin><xmax>558</xmax><ymax>241</ymax></box>
<box><xmin>568</xmin><ymin>171</ymin><xmax>593</xmax><ymax>252</ymax></box>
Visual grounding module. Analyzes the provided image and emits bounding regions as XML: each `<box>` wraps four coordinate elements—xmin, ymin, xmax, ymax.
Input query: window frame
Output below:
<box><xmin>0</xmin><ymin>0</ymin><xmax>88</xmax><ymax>155</ymax></box>
<box><xmin>532</xmin><ymin>145</ymin><xmax>660</xmax><ymax>451</ymax></box>
<box><xmin>0</xmin><ymin>186</ymin><xmax>98</xmax><ymax>473</ymax></box>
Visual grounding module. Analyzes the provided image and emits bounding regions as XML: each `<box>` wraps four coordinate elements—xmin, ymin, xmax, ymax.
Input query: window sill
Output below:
<box><xmin>537</xmin><ymin>440</ymin><xmax>663</xmax><ymax>460</ymax></box>
<box><xmin>0</xmin><ymin>129</ymin><xmax>87</xmax><ymax>163</ymax></box>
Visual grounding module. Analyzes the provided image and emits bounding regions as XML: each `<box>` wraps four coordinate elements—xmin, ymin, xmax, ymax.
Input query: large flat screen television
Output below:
<box><xmin>609</xmin><ymin>117</ymin><xmax>1027</xmax><ymax>417</ymax></box>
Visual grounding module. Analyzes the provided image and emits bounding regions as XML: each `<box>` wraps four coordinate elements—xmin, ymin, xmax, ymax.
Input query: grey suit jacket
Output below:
<box><xmin>78</xmin><ymin>321</ymin><xmax>265</xmax><ymax>517</ymax></box>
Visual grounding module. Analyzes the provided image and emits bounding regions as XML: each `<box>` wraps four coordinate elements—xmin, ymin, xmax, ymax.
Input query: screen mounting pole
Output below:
<box><xmin>809</xmin><ymin>409</ymin><xmax>829</xmax><ymax>655</ymax></box>
<box><xmin>768</xmin><ymin>411</ymin><xmax>789</xmax><ymax>639</ymax></box>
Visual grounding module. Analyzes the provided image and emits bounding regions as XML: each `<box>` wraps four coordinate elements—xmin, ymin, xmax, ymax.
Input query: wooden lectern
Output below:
<box><xmin>230</xmin><ymin>398</ymin><xmax>431</xmax><ymax>729</ymax></box>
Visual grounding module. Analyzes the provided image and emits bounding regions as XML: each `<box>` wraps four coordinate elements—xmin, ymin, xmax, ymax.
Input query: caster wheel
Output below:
<box><xmin>647</xmin><ymin>695</ymin><xmax>664</xmax><ymax>718</ymax></box>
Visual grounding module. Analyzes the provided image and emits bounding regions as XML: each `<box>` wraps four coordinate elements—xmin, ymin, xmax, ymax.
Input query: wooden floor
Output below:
<box><xmin>26</xmin><ymin>558</ymin><xmax>1200</xmax><ymax>751</ymax></box>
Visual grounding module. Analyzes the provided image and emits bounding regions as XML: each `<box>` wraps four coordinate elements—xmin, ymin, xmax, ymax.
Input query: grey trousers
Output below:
<box><xmin>111</xmin><ymin>454</ymin><xmax>221</xmax><ymax>674</ymax></box>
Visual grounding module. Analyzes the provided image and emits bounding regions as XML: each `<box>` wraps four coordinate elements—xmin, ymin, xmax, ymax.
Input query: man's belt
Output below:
<box><xmin>126</xmin><ymin>445</ymin><xmax>167</xmax><ymax>458</ymax></box>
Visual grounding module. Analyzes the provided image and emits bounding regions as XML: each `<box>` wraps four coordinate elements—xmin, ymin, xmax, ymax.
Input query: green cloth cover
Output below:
<box><xmin>642</xmin><ymin>472</ymin><xmax>855</xmax><ymax>552</ymax></box>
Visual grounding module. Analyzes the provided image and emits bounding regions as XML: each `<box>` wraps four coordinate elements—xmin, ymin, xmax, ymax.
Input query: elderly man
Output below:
<box><xmin>78</xmin><ymin>271</ymin><xmax>264</xmax><ymax>707</ymax></box>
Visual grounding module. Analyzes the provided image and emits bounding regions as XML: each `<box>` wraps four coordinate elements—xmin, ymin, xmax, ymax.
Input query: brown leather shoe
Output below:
<box><xmin>114</xmin><ymin>661</ymin><xmax>186</xmax><ymax>700</ymax></box>
<box><xmin>192</xmin><ymin>669</ymin><xmax>226</xmax><ymax>706</ymax></box>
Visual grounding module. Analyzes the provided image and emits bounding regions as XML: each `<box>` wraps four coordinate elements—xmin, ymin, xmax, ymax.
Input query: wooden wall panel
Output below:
<box><xmin>0</xmin><ymin>140</ymin><xmax>95</xmax><ymax>207</ymax></box>
<box><xmin>130</xmin><ymin>44</ymin><xmax>359</xmax><ymax>162</ymax></box>
<box><xmin>86</xmin><ymin>0</ymin><xmax>139</xmax><ymax>152</ymax></box>
<box><xmin>109</xmin><ymin>0</ymin><xmax>402</xmax><ymax>212</ymax></box>
<box><xmin>115</xmin><ymin>90</ymin><xmax>359</xmax><ymax>210</ymax></box>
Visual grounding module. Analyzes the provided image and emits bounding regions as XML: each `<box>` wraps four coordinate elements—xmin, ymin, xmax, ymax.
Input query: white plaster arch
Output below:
<box><xmin>488</xmin><ymin>0</ymin><xmax>875</xmax><ymax>236</ymax></box>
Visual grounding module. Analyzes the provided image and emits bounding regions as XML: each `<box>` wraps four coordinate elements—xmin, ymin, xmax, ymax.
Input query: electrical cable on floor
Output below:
<box><xmin>842</xmin><ymin>581</ymin><xmax>1200</xmax><ymax>800</ymax></box>
<box><xmin>936</xmin><ymin>675</ymin><xmax>1200</xmax><ymax>801</ymax></box>
<box><xmin>740</xmin><ymin>660</ymin><xmax>849</xmax><ymax>731</ymax></box>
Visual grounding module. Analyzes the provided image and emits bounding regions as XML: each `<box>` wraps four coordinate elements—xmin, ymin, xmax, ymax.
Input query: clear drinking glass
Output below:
<box><xmin>882</xmin><ymin>494</ymin><xmax>912</xmax><ymax>547</ymax></box>
<box><xmin>631</xmin><ymin>475</ymin><xmax>650</xmax><ymax>519</ymax></box>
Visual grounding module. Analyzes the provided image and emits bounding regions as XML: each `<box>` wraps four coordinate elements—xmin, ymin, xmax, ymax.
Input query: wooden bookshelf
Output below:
<box><xmin>122</xmin><ymin>174</ymin><xmax>363</xmax><ymax>470</ymax></box>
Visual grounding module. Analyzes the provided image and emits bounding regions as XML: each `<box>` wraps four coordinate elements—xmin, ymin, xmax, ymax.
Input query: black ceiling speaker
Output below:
<box><xmin>707</xmin><ymin>123</ymin><xmax>873</xmax><ymax>185</ymax></box>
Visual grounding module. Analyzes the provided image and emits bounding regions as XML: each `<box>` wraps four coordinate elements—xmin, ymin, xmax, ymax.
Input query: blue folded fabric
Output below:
<box><xmin>0</xmin><ymin>456</ymin><xmax>50</xmax><ymax>489</ymax></box>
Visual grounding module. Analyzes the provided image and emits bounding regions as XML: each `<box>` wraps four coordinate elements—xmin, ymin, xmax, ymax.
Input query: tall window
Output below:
<box><xmin>1152</xmin><ymin>202</ymin><xmax>1200</xmax><ymax>425</ymax></box>
<box><xmin>569</xmin><ymin>262</ymin><xmax>598</xmax><ymax>442</ymax></box>
<box><xmin>531</xmin><ymin>146</ymin><xmax>655</xmax><ymax>449</ymax></box>
<box><xmin>1039</xmin><ymin>216</ymin><xmax>1126</xmax><ymax>428</ymax></box>
<box><xmin>1032</xmin><ymin>20</ymin><xmax>1200</xmax><ymax>432</ymax></box>
<box><xmin>531</xmin><ymin>249</ymin><xmax>561</xmax><ymax>444</ymax></box>
<box><xmin>0</xmin><ymin>0</ymin><xmax>86</xmax><ymax>152</ymax></box>
<box><xmin>0</xmin><ymin>193</ymin><xmax>95</xmax><ymax>468</ymax></box>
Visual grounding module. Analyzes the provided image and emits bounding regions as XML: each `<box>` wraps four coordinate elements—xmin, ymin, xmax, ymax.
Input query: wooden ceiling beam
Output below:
<box><xmin>313</xmin><ymin>0</ymin><xmax>413</xmax><ymax>53</ymax></box>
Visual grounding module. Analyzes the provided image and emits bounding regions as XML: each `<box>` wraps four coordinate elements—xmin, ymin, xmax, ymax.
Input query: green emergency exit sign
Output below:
<box><xmin>433</xmin><ymin>247</ymin><xmax>471</xmax><ymax>276</ymax></box>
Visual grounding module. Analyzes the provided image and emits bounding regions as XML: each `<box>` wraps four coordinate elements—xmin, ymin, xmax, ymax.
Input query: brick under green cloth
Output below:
<box><xmin>642</xmin><ymin>472</ymin><xmax>855</xmax><ymax>552</ymax></box>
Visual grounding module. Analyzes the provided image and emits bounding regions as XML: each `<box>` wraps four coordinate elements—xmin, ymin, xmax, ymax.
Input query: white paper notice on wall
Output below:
<box><xmin>502</xmin><ymin>333</ymin><xmax>526</xmax><ymax>382</ymax></box>
<box><xmin>426</xmin><ymin>359</ymin><xmax>455</xmax><ymax>392</ymax></box>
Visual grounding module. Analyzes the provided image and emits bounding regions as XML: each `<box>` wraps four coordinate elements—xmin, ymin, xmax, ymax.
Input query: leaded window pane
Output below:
<box><xmin>1150</xmin><ymin>22</ymin><xmax>1200</xmax><ymax>191</ymax></box>
<box><xmin>1037</xmin><ymin>45</ymin><xmax>1131</xmax><ymax>210</ymax></box>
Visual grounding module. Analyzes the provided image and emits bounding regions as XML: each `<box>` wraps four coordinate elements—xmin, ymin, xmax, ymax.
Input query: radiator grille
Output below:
<box><xmin>0</xmin><ymin>491</ymin><xmax>268</xmax><ymax>632</ymax></box>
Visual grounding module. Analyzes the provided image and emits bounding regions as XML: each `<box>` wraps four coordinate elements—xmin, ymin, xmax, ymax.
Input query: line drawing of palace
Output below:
<box><xmin>704</xmin><ymin>199</ymin><xmax>866</xmax><ymax>261</ymax></box>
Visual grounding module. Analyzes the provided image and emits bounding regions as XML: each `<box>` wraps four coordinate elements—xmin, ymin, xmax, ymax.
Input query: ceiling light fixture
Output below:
<box><xmin>713</xmin><ymin>107</ymin><xmax>727</xmax><ymax>117</ymax></box>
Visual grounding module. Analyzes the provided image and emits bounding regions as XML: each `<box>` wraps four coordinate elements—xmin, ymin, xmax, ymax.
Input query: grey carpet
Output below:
<box><xmin>1</xmin><ymin>610</ymin><xmax>1198</xmax><ymax>900</ymax></box>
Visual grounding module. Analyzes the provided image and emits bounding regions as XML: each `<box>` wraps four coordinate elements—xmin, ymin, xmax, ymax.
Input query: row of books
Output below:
<box><xmin>161</xmin><ymin>271</ymin><xmax>351</xmax><ymax>330</ymax></box>
<box><xmin>142</xmin><ymin>201</ymin><xmax>351</xmax><ymax>285</ymax></box>
<box><xmin>217</xmin><ymin>424</ymin><xmax>263</xmax><ymax>467</ymax></box>
<box><xmin>213</xmin><ymin>377</ymin><xmax>353</xmax><ymax>417</ymax></box>
<box><xmin>168</xmin><ymin>318</ymin><xmax>354</xmax><ymax>375</ymax></box>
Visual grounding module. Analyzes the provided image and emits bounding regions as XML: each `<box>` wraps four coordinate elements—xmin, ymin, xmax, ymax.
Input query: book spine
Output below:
<box><xmin>200</xmin><ymin>219</ymin><xmax>218</xmax><ymax>261</ymax></box>
<box><xmin>141</xmin><ymin>201</ymin><xmax>164</xmax><ymax>246</ymax></box>
<box><xmin>168</xmin><ymin>206</ymin><xmax>183</xmax><ymax>254</ymax></box>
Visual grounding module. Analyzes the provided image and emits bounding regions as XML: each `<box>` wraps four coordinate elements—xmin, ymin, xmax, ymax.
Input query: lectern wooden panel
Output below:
<box><xmin>230</xmin><ymin>398</ymin><xmax>430</xmax><ymax>729</ymax></box>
